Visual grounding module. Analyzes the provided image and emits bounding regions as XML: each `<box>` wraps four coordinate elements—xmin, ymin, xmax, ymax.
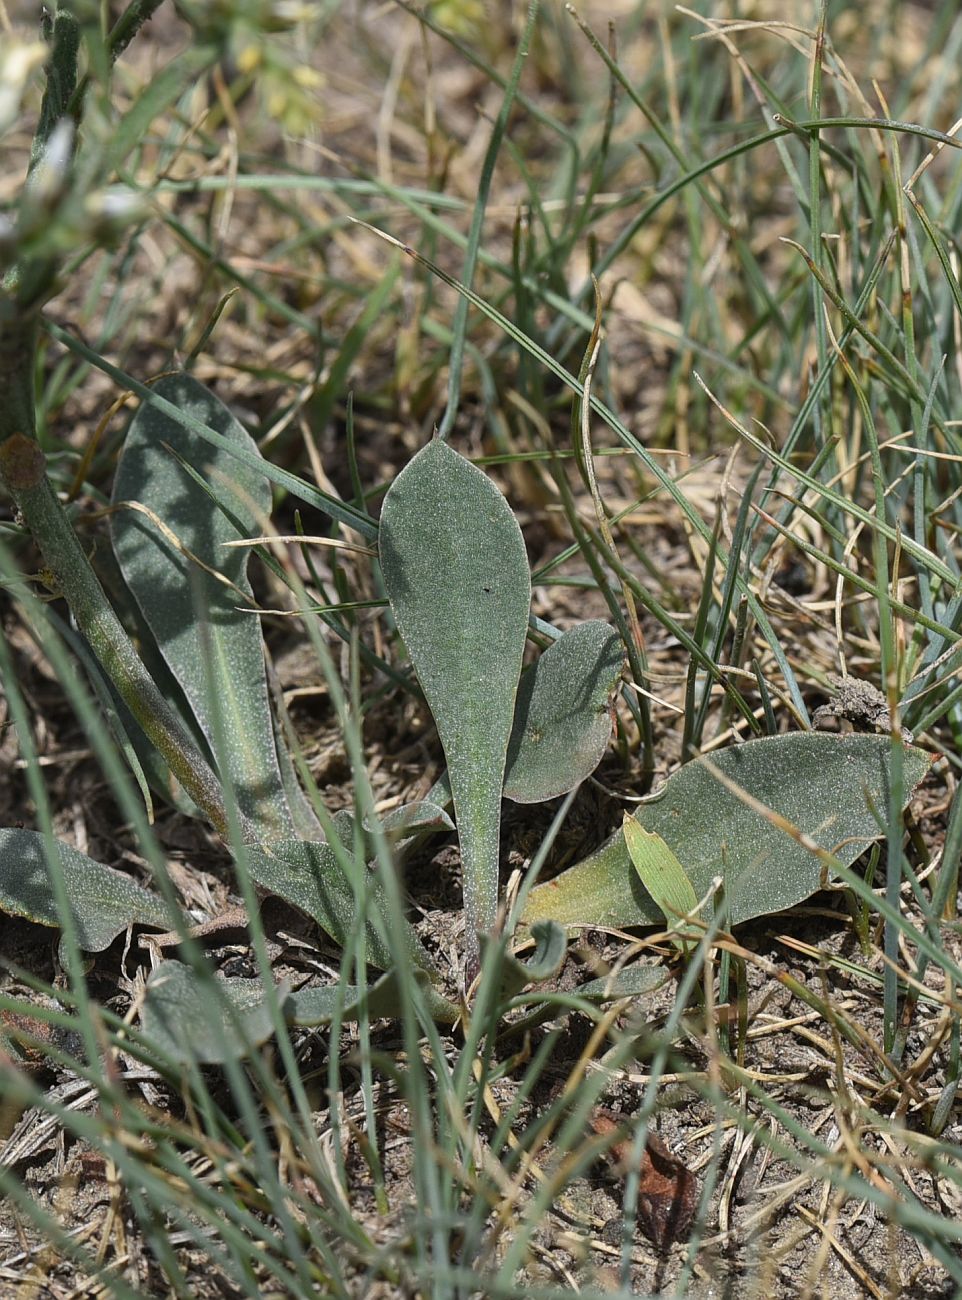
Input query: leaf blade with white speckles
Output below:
<box><xmin>140</xmin><ymin>960</ymin><xmax>453</xmax><ymax>1064</ymax></box>
<box><xmin>379</xmin><ymin>439</ymin><xmax>531</xmax><ymax>969</ymax></box>
<box><xmin>112</xmin><ymin>373</ymin><xmax>293</xmax><ymax>838</ymax></box>
<box><xmin>504</xmin><ymin>620</ymin><xmax>624</xmax><ymax>803</ymax></box>
<box><xmin>0</xmin><ymin>829</ymin><xmax>172</xmax><ymax>951</ymax></box>
<box><xmin>523</xmin><ymin>733</ymin><xmax>933</xmax><ymax>931</ymax></box>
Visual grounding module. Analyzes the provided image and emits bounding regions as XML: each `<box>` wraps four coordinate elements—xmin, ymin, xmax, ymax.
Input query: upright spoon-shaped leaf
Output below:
<box><xmin>379</xmin><ymin>438</ymin><xmax>530</xmax><ymax>971</ymax></box>
<box><xmin>112</xmin><ymin>374</ymin><xmax>292</xmax><ymax>838</ymax></box>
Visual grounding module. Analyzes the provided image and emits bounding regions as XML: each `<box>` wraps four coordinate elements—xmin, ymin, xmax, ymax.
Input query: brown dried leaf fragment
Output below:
<box><xmin>589</xmin><ymin>1108</ymin><xmax>699</xmax><ymax>1248</ymax></box>
<box><xmin>139</xmin><ymin>904</ymin><xmax>250</xmax><ymax>951</ymax></box>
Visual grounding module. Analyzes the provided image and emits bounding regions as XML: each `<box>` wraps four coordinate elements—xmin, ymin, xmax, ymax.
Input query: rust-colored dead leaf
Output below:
<box><xmin>0</xmin><ymin>1008</ymin><xmax>64</xmax><ymax>1071</ymax></box>
<box><xmin>0</xmin><ymin>1005</ymin><xmax>86</xmax><ymax>1075</ymax></box>
<box><xmin>589</xmin><ymin>1108</ymin><xmax>699</xmax><ymax>1248</ymax></box>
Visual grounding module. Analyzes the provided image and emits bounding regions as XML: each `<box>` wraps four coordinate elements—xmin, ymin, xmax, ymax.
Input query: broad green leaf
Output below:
<box><xmin>289</xmin><ymin>972</ymin><xmax>458</xmax><ymax>1026</ymax></box>
<box><xmin>141</xmin><ymin>961</ymin><xmax>456</xmax><ymax>1064</ymax></box>
<box><xmin>0</xmin><ymin>830</ymin><xmax>172</xmax><ymax>951</ymax></box>
<box><xmin>379</xmin><ymin>438</ymin><xmax>531</xmax><ymax>966</ymax></box>
<box><xmin>245</xmin><ymin>838</ymin><xmax>439</xmax><ymax>978</ymax></box>
<box><xmin>523</xmin><ymin>734</ymin><xmax>933</xmax><ymax>931</ymax></box>
<box><xmin>267</xmin><ymin>663</ymin><xmax>323</xmax><ymax>840</ymax></box>
<box><xmin>111</xmin><ymin>373</ymin><xmax>291</xmax><ymax>838</ymax></box>
<box><xmin>89</xmin><ymin>541</ymin><xmax>212</xmax><ymax>819</ymax></box>
<box><xmin>504</xmin><ymin>621</ymin><xmax>624</xmax><ymax>803</ymax></box>
<box><xmin>623</xmin><ymin>817</ymin><xmax>699</xmax><ymax>942</ymax></box>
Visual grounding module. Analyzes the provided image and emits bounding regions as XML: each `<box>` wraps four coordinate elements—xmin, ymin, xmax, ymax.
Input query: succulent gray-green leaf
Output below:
<box><xmin>363</xmin><ymin>801</ymin><xmax>455</xmax><ymax>838</ymax></box>
<box><xmin>577</xmin><ymin>961</ymin><xmax>669</xmax><ymax>1002</ymax></box>
<box><xmin>504</xmin><ymin>621</ymin><xmax>624</xmax><ymax>803</ymax></box>
<box><xmin>245</xmin><ymin>837</ymin><xmax>438</xmax><ymax>978</ymax></box>
<box><xmin>523</xmin><ymin>733</ymin><xmax>933</xmax><ymax>931</ymax></box>
<box><xmin>0</xmin><ymin>830</ymin><xmax>172</xmax><ymax>951</ymax></box>
<box><xmin>111</xmin><ymin>373</ymin><xmax>292</xmax><ymax>838</ymax></box>
<box><xmin>141</xmin><ymin>961</ymin><xmax>456</xmax><ymax>1063</ymax></box>
<box><xmin>141</xmin><ymin>961</ymin><xmax>285</xmax><ymax>1064</ymax></box>
<box><xmin>379</xmin><ymin>437</ymin><xmax>531</xmax><ymax>968</ymax></box>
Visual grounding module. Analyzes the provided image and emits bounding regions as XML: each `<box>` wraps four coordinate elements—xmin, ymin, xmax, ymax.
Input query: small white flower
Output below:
<box><xmin>30</xmin><ymin>118</ymin><xmax>75</xmax><ymax>202</ymax></box>
<box><xmin>0</xmin><ymin>41</ymin><xmax>47</xmax><ymax>136</ymax></box>
<box><xmin>86</xmin><ymin>185</ymin><xmax>147</xmax><ymax>226</ymax></box>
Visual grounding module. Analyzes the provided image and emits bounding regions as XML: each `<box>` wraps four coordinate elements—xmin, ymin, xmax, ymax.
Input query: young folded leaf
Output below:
<box><xmin>362</xmin><ymin>800</ymin><xmax>455</xmax><ymax>838</ymax></box>
<box><xmin>623</xmin><ymin>817</ymin><xmax>699</xmax><ymax>950</ymax></box>
<box><xmin>484</xmin><ymin>919</ymin><xmax>568</xmax><ymax>1001</ymax></box>
<box><xmin>379</xmin><ymin>438</ymin><xmax>530</xmax><ymax>973</ymax></box>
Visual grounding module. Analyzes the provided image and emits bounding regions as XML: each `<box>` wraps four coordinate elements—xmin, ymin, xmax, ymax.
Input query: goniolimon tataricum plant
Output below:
<box><xmin>0</xmin><ymin>366</ymin><xmax>630</xmax><ymax>1060</ymax></box>
<box><xmin>0</xmin><ymin>373</ymin><xmax>934</xmax><ymax>1062</ymax></box>
<box><xmin>0</xmin><ymin>11</ymin><xmax>934</xmax><ymax>1066</ymax></box>
<box><xmin>373</xmin><ymin>437</ymin><xmax>934</xmax><ymax>984</ymax></box>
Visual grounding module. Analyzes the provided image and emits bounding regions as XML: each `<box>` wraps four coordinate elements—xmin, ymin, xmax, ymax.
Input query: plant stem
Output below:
<box><xmin>0</xmin><ymin>312</ymin><xmax>38</xmax><ymax>442</ymax></box>
<box><xmin>107</xmin><ymin>0</ymin><xmax>167</xmax><ymax>64</ymax></box>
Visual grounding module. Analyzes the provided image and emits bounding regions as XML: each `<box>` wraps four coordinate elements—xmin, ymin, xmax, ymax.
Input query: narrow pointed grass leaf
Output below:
<box><xmin>379</xmin><ymin>438</ymin><xmax>530</xmax><ymax>965</ymax></box>
<box><xmin>244</xmin><ymin>837</ymin><xmax>441</xmax><ymax>982</ymax></box>
<box><xmin>112</xmin><ymin>373</ymin><xmax>293</xmax><ymax>837</ymax></box>
<box><xmin>106</xmin><ymin>49</ymin><xmax>213</xmax><ymax>170</ymax></box>
<box><xmin>623</xmin><ymin>816</ymin><xmax>700</xmax><ymax>942</ymax></box>
<box><xmin>0</xmin><ymin>830</ymin><xmax>172</xmax><ymax>951</ymax></box>
<box><xmin>523</xmin><ymin>734</ymin><xmax>933</xmax><ymax>931</ymax></box>
<box><xmin>504</xmin><ymin>620</ymin><xmax>624</xmax><ymax>803</ymax></box>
